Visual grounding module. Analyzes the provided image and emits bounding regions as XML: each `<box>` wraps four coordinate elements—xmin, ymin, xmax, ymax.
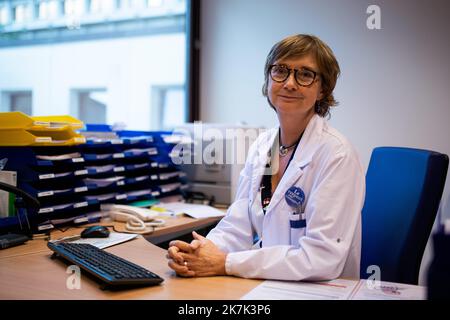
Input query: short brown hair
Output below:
<box><xmin>262</xmin><ymin>34</ymin><xmax>340</xmax><ymax>117</ymax></box>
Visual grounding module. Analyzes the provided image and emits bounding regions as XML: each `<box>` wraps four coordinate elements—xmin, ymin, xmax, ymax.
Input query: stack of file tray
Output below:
<box><xmin>0</xmin><ymin>146</ymin><xmax>99</xmax><ymax>232</ymax></box>
<box><xmin>79</xmin><ymin>128</ymin><xmax>188</xmax><ymax>205</ymax></box>
<box><xmin>0</xmin><ymin>112</ymin><xmax>86</xmax><ymax>146</ymax></box>
<box><xmin>0</xmin><ymin>125</ymin><xmax>188</xmax><ymax>233</ymax></box>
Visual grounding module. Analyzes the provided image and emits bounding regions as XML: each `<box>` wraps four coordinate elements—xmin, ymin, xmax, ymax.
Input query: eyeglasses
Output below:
<box><xmin>269</xmin><ymin>64</ymin><xmax>319</xmax><ymax>87</ymax></box>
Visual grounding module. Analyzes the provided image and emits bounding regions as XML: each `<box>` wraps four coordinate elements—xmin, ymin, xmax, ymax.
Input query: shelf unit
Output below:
<box><xmin>0</xmin><ymin>124</ymin><xmax>188</xmax><ymax>233</ymax></box>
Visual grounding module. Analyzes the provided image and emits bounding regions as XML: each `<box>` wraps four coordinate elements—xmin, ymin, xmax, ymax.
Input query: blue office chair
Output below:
<box><xmin>360</xmin><ymin>147</ymin><xmax>449</xmax><ymax>285</ymax></box>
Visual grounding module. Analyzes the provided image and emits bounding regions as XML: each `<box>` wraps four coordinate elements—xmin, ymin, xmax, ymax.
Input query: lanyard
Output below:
<box><xmin>260</xmin><ymin>131</ymin><xmax>301</xmax><ymax>214</ymax></box>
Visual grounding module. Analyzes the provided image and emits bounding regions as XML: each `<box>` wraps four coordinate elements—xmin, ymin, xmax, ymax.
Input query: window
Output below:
<box><xmin>70</xmin><ymin>89</ymin><xmax>107</xmax><ymax>125</ymax></box>
<box><xmin>47</xmin><ymin>1</ymin><xmax>60</xmax><ymax>19</ymax></box>
<box><xmin>0</xmin><ymin>7</ymin><xmax>9</xmax><ymax>25</ymax></box>
<box><xmin>64</xmin><ymin>0</ymin><xmax>84</xmax><ymax>16</ymax></box>
<box><xmin>151</xmin><ymin>85</ymin><xmax>185</xmax><ymax>130</ymax></box>
<box><xmin>37</xmin><ymin>0</ymin><xmax>63</xmax><ymax>20</ymax></box>
<box><xmin>0</xmin><ymin>91</ymin><xmax>33</xmax><ymax>115</ymax></box>
<box><xmin>14</xmin><ymin>4</ymin><xmax>27</xmax><ymax>23</ymax></box>
<box><xmin>0</xmin><ymin>0</ymin><xmax>199</xmax><ymax>130</ymax></box>
<box><xmin>38</xmin><ymin>1</ymin><xmax>49</xmax><ymax>19</ymax></box>
<box><xmin>162</xmin><ymin>87</ymin><xmax>185</xmax><ymax>129</ymax></box>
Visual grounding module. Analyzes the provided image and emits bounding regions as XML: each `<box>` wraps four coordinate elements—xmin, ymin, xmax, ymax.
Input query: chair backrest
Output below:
<box><xmin>360</xmin><ymin>147</ymin><xmax>449</xmax><ymax>285</ymax></box>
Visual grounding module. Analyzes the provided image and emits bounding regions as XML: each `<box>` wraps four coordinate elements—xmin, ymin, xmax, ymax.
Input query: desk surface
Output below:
<box><xmin>0</xmin><ymin>214</ymin><xmax>263</xmax><ymax>300</ymax></box>
<box><xmin>0</xmin><ymin>214</ymin><xmax>427</xmax><ymax>300</ymax></box>
<box><xmin>0</xmin><ymin>215</ymin><xmax>221</xmax><ymax>260</ymax></box>
<box><xmin>0</xmin><ymin>235</ymin><xmax>261</xmax><ymax>300</ymax></box>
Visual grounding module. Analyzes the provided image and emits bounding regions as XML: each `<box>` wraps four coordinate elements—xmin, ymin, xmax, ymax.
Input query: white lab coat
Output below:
<box><xmin>207</xmin><ymin>114</ymin><xmax>365</xmax><ymax>281</ymax></box>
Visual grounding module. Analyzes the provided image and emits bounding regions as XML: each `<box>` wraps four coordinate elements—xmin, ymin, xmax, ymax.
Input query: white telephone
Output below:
<box><xmin>101</xmin><ymin>204</ymin><xmax>165</xmax><ymax>232</ymax></box>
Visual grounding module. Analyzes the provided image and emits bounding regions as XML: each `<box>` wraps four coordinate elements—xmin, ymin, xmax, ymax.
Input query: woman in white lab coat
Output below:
<box><xmin>167</xmin><ymin>34</ymin><xmax>365</xmax><ymax>281</ymax></box>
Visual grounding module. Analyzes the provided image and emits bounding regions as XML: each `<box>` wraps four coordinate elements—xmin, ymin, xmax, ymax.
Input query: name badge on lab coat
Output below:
<box><xmin>286</xmin><ymin>186</ymin><xmax>306</xmax><ymax>229</ymax></box>
<box><xmin>285</xmin><ymin>186</ymin><xmax>305</xmax><ymax>210</ymax></box>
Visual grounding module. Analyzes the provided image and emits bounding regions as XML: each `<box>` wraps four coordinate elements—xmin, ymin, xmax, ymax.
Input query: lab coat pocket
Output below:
<box><xmin>289</xmin><ymin>212</ymin><xmax>306</xmax><ymax>247</ymax></box>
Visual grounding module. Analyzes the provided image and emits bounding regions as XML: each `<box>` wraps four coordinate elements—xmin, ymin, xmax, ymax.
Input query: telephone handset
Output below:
<box><xmin>101</xmin><ymin>204</ymin><xmax>165</xmax><ymax>233</ymax></box>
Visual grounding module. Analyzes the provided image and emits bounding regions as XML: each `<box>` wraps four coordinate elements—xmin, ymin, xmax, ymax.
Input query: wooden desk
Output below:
<box><xmin>0</xmin><ymin>218</ymin><xmax>427</xmax><ymax>300</ymax></box>
<box><xmin>0</xmin><ymin>235</ymin><xmax>261</xmax><ymax>299</ymax></box>
<box><xmin>145</xmin><ymin>215</ymin><xmax>221</xmax><ymax>245</ymax></box>
<box><xmin>0</xmin><ymin>215</ymin><xmax>221</xmax><ymax>260</ymax></box>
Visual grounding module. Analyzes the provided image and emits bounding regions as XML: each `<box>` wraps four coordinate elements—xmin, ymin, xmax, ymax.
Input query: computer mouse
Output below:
<box><xmin>80</xmin><ymin>226</ymin><xmax>110</xmax><ymax>238</ymax></box>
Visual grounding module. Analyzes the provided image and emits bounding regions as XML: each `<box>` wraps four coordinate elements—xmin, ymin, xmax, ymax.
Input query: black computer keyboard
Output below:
<box><xmin>48</xmin><ymin>242</ymin><xmax>164</xmax><ymax>289</ymax></box>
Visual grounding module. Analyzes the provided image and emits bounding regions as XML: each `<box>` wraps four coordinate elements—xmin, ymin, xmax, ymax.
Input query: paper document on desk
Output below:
<box><xmin>157</xmin><ymin>202</ymin><xmax>226</xmax><ymax>219</ymax></box>
<box><xmin>351</xmin><ymin>279</ymin><xmax>426</xmax><ymax>300</ymax></box>
<box><xmin>69</xmin><ymin>232</ymin><xmax>139</xmax><ymax>249</ymax></box>
<box><xmin>241</xmin><ymin>279</ymin><xmax>360</xmax><ymax>300</ymax></box>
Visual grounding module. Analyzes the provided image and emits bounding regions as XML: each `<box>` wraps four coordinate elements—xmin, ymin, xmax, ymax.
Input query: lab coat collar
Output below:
<box><xmin>256</xmin><ymin>114</ymin><xmax>324</xmax><ymax>213</ymax></box>
<box><xmin>249</xmin><ymin>128</ymin><xmax>276</xmax><ymax>199</ymax></box>
<box><xmin>290</xmin><ymin>113</ymin><xmax>324</xmax><ymax>168</ymax></box>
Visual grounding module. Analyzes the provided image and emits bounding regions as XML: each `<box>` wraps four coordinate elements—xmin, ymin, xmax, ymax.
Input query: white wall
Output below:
<box><xmin>200</xmin><ymin>0</ymin><xmax>450</xmax><ymax>285</ymax></box>
<box><xmin>0</xmin><ymin>33</ymin><xmax>185</xmax><ymax>130</ymax></box>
